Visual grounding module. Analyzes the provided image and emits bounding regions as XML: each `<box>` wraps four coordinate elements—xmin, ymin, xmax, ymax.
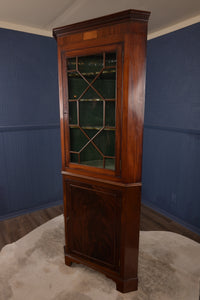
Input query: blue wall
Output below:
<box><xmin>1</xmin><ymin>23</ymin><xmax>199</xmax><ymax>235</ymax></box>
<box><xmin>0</xmin><ymin>28</ymin><xmax>62</xmax><ymax>219</ymax></box>
<box><xmin>142</xmin><ymin>22</ymin><xmax>200</xmax><ymax>234</ymax></box>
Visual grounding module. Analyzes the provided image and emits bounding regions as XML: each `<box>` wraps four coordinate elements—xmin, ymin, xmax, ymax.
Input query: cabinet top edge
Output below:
<box><xmin>53</xmin><ymin>9</ymin><xmax>151</xmax><ymax>39</ymax></box>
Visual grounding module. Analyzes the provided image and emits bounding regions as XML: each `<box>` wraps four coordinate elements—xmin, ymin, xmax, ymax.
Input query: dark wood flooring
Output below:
<box><xmin>0</xmin><ymin>204</ymin><xmax>199</xmax><ymax>251</ymax></box>
<box><xmin>140</xmin><ymin>204</ymin><xmax>200</xmax><ymax>243</ymax></box>
<box><xmin>0</xmin><ymin>205</ymin><xmax>63</xmax><ymax>251</ymax></box>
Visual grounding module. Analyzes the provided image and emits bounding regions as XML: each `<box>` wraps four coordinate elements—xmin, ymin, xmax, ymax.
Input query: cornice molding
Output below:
<box><xmin>0</xmin><ymin>13</ymin><xmax>199</xmax><ymax>40</ymax></box>
<box><xmin>53</xmin><ymin>9</ymin><xmax>150</xmax><ymax>38</ymax></box>
<box><xmin>0</xmin><ymin>20</ymin><xmax>52</xmax><ymax>37</ymax></box>
<box><xmin>148</xmin><ymin>14</ymin><xmax>200</xmax><ymax>40</ymax></box>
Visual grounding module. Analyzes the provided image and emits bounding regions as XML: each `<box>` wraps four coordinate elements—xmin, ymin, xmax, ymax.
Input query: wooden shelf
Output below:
<box><xmin>69</xmin><ymin>125</ymin><xmax>115</xmax><ymax>130</ymax></box>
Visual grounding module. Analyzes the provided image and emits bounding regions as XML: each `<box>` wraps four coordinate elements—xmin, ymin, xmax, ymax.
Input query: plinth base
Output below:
<box><xmin>64</xmin><ymin>247</ymin><xmax>138</xmax><ymax>293</ymax></box>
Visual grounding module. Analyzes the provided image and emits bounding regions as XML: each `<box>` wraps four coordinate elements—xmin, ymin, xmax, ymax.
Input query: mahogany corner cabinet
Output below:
<box><xmin>53</xmin><ymin>9</ymin><xmax>150</xmax><ymax>293</ymax></box>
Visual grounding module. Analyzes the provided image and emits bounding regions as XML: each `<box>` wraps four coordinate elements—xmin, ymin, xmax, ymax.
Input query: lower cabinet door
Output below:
<box><xmin>65</xmin><ymin>179</ymin><xmax>121</xmax><ymax>271</ymax></box>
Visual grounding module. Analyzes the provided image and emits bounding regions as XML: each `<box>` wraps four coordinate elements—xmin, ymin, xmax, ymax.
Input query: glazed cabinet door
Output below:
<box><xmin>64</xmin><ymin>179</ymin><xmax>121</xmax><ymax>271</ymax></box>
<box><xmin>61</xmin><ymin>44</ymin><xmax>122</xmax><ymax>178</ymax></box>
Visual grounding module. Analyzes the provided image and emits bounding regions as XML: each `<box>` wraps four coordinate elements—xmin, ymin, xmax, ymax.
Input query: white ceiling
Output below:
<box><xmin>0</xmin><ymin>0</ymin><xmax>200</xmax><ymax>38</ymax></box>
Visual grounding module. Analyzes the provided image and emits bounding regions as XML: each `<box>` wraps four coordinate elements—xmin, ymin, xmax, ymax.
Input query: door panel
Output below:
<box><xmin>61</xmin><ymin>44</ymin><xmax>122</xmax><ymax>178</ymax></box>
<box><xmin>65</xmin><ymin>180</ymin><xmax>121</xmax><ymax>270</ymax></box>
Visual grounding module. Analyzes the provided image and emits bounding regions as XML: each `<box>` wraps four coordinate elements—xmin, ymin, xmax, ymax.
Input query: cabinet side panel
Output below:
<box><xmin>121</xmin><ymin>23</ymin><xmax>148</xmax><ymax>183</ymax></box>
<box><xmin>120</xmin><ymin>185</ymin><xmax>141</xmax><ymax>278</ymax></box>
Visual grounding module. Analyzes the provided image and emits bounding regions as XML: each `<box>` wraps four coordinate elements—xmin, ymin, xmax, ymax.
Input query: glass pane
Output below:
<box><xmin>70</xmin><ymin>153</ymin><xmax>79</xmax><ymax>163</ymax></box>
<box><xmin>105</xmin><ymin>158</ymin><xmax>115</xmax><ymax>170</ymax></box>
<box><xmin>69</xmin><ymin>102</ymin><xmax>77</xmax><ymax>125</ymax></box>
<box><xmin>84</xmin><ymin>129</ymin><xmax>99</xmax><ymax>139</ymax></box>
<box><xmin>82</xmin><ymin>86</ymin><xmax>102</xmax><ymax>100</ymax></box>
<box><xmin>80</xmin><ymin>143</ymin><xmax>103</xmax><ymax>168</ymax></box>
<box><xmin>67</xmin><ymin>57</ymin><xmax>76</xmax><ymax>70</ymax></box>
<box><xmin>78</xmin><ymin>54</ymin><xmax>103</xmax><ymax>81</ymax></box>
<box><xmin>105</xmin><ymin>52</ymin><xmax>116</xmax><ymax>67</ymax></box>
<box><xmin>70</xmin><ymin>127</ymin><xmax>88</xmax><ymax>152</ymax></box>
<box><xmin>68</xmin><ymin>72</ymin><xmax>88</xmax><ymax>100</ymax></box>
<box><xmin>105</xmin><ymin>101</ymin><xmax>115</xmax><ymax>127</ymax></box>
<box><xmin>79</xmin><ymin>101</ymin><xmax>103</xmax><ymax>127</ymax></box>
<box><xmin>93</xmin><ymin>69</ymin><xmax>116</xmax><ymax>99</ymax></box>
<box><xmin>93</xmin><ymin>130</ymin><xmax>115</xmax><ymax>156</ymax></box>
<box><xmin>67</xmin><ymin>51</ymin><xmax>117</xmax><ymax>171</ymax></box>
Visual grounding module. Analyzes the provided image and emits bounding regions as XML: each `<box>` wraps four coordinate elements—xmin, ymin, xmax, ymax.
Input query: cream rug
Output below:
<box><xmin>0</xmin><ymin>215</ymin><xmax>200</xmax><ymax>300</ymax></box>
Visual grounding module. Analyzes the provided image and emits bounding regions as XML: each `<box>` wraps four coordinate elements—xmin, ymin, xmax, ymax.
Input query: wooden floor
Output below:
<box><xmin>0</xmin><ymin>204</ymin><xmax>199</xmax><ymax>251</ymax></box>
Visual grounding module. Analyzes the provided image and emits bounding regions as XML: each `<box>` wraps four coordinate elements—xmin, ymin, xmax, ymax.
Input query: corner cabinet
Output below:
<box><xmin>53</xmin><ymin>9</ymin><xmax>150</xmax><ymax>293</ymax></box>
